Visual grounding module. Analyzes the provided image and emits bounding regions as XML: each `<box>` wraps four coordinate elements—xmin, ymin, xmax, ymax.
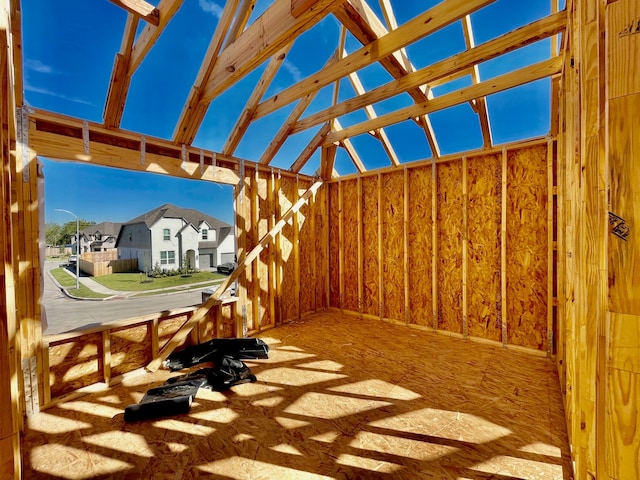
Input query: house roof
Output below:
<box><xmin>20</xmin><ymin>0</ymin><xmax>565</xmax><ymax>181</ymax></box>
<box><xmin>124</xmin><ymin>203</ymin><xmax>232</xmax><ymax>231</ymax></box>
<box><xmin>81</xmin><ymin>222</ymin><xmax>123</xmax><ymax>238</ymax></box>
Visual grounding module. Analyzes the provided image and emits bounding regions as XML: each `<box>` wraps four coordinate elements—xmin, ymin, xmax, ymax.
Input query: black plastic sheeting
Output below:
<box><xmin>124</xmin><ymin>339</ymin><xmax>268</xmax><ymax>422</ymax></box>
<box><xmin>163</xmin><ymin>338</ymin><xmax>269</xmax><ymax>371</ymax></box>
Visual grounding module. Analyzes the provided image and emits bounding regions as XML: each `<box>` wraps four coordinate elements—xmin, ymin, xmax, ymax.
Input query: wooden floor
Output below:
<box><xmin>22</xmin><ymin>311</ymin><xmax>573</xmax><ymax>479</ymax></box>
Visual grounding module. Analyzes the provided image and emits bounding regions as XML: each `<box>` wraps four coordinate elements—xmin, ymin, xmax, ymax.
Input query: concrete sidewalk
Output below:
<box><xmin>58</xmin><ymin>266</ymin><xmax>226</xmax><ymax>300</ymax></box>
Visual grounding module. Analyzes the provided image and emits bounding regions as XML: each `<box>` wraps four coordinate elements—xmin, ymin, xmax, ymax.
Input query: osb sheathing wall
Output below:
<box><xmin>557</xmin><ymin>0</ymin><xmax>640</xmax><ymax>479</ymax></box>
<box><xmin>327</xmin><ymin>143</ymin><xmax>551</xmax><ymax>352</ymax></box>
<box><xmin>238</xmin><ymin>170</ymin><xmax>328</xmax><ymax>332</ymax></box>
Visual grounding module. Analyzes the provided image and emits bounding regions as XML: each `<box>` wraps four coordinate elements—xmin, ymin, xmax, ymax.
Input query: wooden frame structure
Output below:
<box><xmin>1</xmin><ymin>0</ymin><xmax>639</xmax><ymax>478</ymax></box>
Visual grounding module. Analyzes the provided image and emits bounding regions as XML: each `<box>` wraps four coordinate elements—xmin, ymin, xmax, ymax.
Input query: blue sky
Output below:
<box><xmin>21</xmin><ymin>0</ymin><xmax>557</xmax><ymax>226</ymax></box>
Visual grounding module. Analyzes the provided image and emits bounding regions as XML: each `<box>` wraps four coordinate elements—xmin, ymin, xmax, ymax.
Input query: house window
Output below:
<box><xmin>160</xmin><ymin>251</ymin><xmax>175</xmax><ymax>265</ymax></box>
<box><xmin>202</xmin><ymin>229</ymin><xmax>208</xmax><ymax>240</ymax></box>
<box><xmin>163</xmin><ymin>228</ymin><xmax>170</xmax><ymax>241</ymax></box>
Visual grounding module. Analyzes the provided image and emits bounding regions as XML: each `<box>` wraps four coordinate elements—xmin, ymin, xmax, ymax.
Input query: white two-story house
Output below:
<box><xmin>115</xmin><ymin>204</ymin><xmax>235</xmax><ymax>273</ymax></box>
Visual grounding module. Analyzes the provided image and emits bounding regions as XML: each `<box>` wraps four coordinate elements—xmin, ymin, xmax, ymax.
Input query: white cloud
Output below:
<box><xmin>25</xmin><ymin>59</ymin><xmax>53</xmax><ymax>74</ymax></box>
<box><xmin>24</xmin><ymin>83</ymin><xmax>94</xmax><ymax>106</ymax></box>
<box><xmin>198</xmin><ymin>0</ymin><xmax>223</xmax><ymax>18</ymax></box>
<box><xmin>282</xmin><ymin>60</ymin><xmax>303</xmax><ymax>83</ymax></box>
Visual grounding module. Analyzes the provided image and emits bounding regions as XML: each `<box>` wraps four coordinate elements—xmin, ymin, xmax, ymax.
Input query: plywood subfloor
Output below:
<box><xmin>22</xmin><ymin>311</ymin><xmax>573</xmax><ymax>479</ymax></box>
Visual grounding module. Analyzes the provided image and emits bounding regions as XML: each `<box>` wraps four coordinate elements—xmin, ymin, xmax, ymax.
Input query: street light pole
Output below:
<box><xmin>55</xmin><ymin>208</ymin><xmax>80</xmax><ymax>290</ymax></box>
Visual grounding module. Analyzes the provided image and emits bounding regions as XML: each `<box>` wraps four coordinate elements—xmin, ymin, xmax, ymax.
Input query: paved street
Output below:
<box><xmin>42</xmin><ymin>261</ymin><xmax>216</xmax><ymax>335</ymax></box>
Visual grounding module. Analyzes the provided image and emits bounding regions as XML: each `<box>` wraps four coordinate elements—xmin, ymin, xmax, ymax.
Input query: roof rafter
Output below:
<box><xmin>289</xmin><ymin>11</ymin><xmax>566</xmax><ymax>136</ymax></box>
<box><xmin>173</xmin><ymin>0</ymin><xmax>254</xmax><ymax>145</ymax></box>
<box><xmin>258</xmin><ymin>49</ymin><xmax>339</xmax><ymax>166</ymax></box>
<box><xmin>102</xmin><ymin>0</ymin><xmax>183</xmax><ymax>129</ymax></box>
<box><xmin>289</xmin><ymin>122</ymin><xmax>332</xmax><ymax>174</ymax></box>
<box><xmin>375</xmin><ymin>0</ymin><xmax>440</xmax><ymax>158</ymax></box>
<box><xmin>323</xmin><ymin>56</ymin><xmax>563</xmax><ymax>146</ymax></box>
<box><xmin>107</xmin><ymin>0</ymin><xmax>159</xmax><ymax>26</ymax></box>
<box><xmin>462</xmin><ymin>14</ymin><xmax>493</xmax><ymax>148</ymax></box>
<box><xmin>258</xmin><ymin>93</ymin><xmax>318</xmax><ymax>166</ymax></box>
<box><xmin>199</xmin><ymin>0</ymin><xmax>341</xmax><ymax>104</ymax></box>
<box><xmin>252</xmin><ymin>0</ymin><xmax>496</xmax><ymax>121</ymax></box>
<box><xmin>345</xmin><ymin>62</ymin><xmax>399</xmax><ymax>167</ymax></box>
<box><xmin>222</xmin><ymin>43</ymin><xmax>292</xmax><ymax>156</ymax></box>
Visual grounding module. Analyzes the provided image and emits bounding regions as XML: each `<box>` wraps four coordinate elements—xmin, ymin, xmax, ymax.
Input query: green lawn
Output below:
<box><xmin>91</xmin><ymin>271</ymin><xmax>227</xmax><ymax>291</ymax></box>
<box><xmin>49</xmin><ymin>268</ymin><xmax>111</xmax><ymax>299</ymax></box>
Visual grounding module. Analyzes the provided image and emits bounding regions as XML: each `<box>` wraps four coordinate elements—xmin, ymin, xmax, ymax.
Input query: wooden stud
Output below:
<box><xmin>462</xmin><ymin>156</ymin><xmax>468</xmax><ymax>338</ymax></box>
<box><xmin>338</xmin><ymin>179</ymin><xmax>344</xmax><ymax>310</ymax></box>
<box><xmin>310</xmin><ymin>182</ymin><xmax>318</xmax><ymax>313</ymax></box>
<box><xmin>432</xmin><ymin>159</ymin><xmax>438</xmax><ymax>330</ymax></box>
<box><xmin>547</xmin><ymin>139</ymin><xmax>554</xmax><ymax>356</ymax></box>
<box><xmin>294</xmin><ymin>175</ymin><xmax>301</xmax><ymax>319</ymax></box>
<box><xmin>251</xmin><ymin>167</ymin><xmax>260</xmax><ymax>330</ymax></box>
<box><xmin>357</xmin><ymin>176</ymin><xmax>363</xmax><ymax>315</ymax></box>
<box><xmin>275</xmin><ymin>172</ymin><xmax>283</xmax><ymax>324</ymax></box>
<box><xmin>268</xmin><ymin>170</ymin><xmax>277</xmax><ymax>323</ymax></box>
<box><xmin>501</xmin><ymin>147</ymin><xmax>508</xmax><ymax>345</ymax></box>
<box><xmin>403</xmin><ymin>166</ymin><xmax>409</xmax><ymax>325</ymax></box>
<box><xmin>377</xmin><ymin>172</ymin><xmax>384</xmax><ymax>319</ymax></box>
<box><xmin>102</xmin><ymin>331</ymin><xmax>111</xmax><ymax>385</ymax></box>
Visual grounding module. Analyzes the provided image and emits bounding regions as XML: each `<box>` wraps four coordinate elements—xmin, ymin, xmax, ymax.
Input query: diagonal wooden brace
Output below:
<box><xmin>147</xmin><ymin>180</ymin><xmax>324</xmax><ymax>372</ymax></box>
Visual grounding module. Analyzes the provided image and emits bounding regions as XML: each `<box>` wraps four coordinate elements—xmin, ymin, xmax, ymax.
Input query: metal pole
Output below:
<box><xmin>55</xmin><ymin>208</ymin><xmax>80</xmax><ymax>290</ymax></box>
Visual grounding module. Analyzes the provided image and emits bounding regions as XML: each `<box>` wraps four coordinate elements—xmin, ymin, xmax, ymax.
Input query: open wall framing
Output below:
<box><xmin>326</xmin><ymin>141</ymin><xmax>554</xmax><ymax>353</ymax></box>
<box><xmin>1</xmin><ymin>0</ymin><xmax>640</xmax><ymax>478</ymax></box>
<box><xmin>556</xmin><ymin>0</ymin><xmax>640</xmax><ymax>478</ymax></box>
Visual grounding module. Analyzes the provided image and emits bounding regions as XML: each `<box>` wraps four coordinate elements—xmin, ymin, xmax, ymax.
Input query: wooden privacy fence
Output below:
<box><xmin>79</xmin><ymin>250</ymin><xmax>138</xmax><ymax>277</ymax></box>
<box><xmin>37</xmin><ymin>299</ymin><xmax>237</xmax><ymax>409</ymax></box>
<box><xmin>79</xmin><ymin>257</ymin><xmax>138</xmax><ymax>277</ymax></box>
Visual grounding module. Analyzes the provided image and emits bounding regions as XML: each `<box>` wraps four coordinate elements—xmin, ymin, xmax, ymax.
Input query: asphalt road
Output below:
<box><xmin>42</xmin><ymin>261</ymin><xmax>207</xmax><ymax>335</ymax></box>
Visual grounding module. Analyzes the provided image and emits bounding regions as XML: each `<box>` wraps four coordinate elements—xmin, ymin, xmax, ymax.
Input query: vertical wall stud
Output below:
<box><xmin>501</xmin><ymin>147</ymin><xmax>508</xmax><ymax>345</ymax></box>
<box><xmin>462</xmin><ymin>156</ymin><xmax>468</xmax><ymax>338</ymax></box>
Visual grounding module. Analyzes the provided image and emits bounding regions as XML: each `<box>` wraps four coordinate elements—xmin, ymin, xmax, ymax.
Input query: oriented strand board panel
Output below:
<box><xmin>298</xmin><ymin>179</ymin><xmax>314</xmax><ymax>315</ymax></box>
<box><xmin>407</xmin><ymin>167</ymin><xmax>432</xmax><ymax>327</ymax></box>
<box><xmin>279</xmin><ymin>176</ymin><xmax>298</xmax><ymax>321</ymax></box>
<box><xmin>506</xmin><ymin>145</ymin><xmax>548</xmax><ymax>350</ymax></box>
<box><xmin>382</xmin><ymin>171</ymin><xmax>405</xmax><ymax>321</ymax></box>
<box><xmin>437</xmin><ymin>162</ymin><xmax>463</xmax><ymax>334</ymax></box>
<box><xmin>257</xmin><ymin>174</ymin><xmax>272</xmax><ymax>328</ymax></box>
<box><xmin>607</xmin><ymin>0</ymin><xmax>640</xmax><ymax>99</ymax></box>
<box><xmin>608</xmin><ymin>94</ymin><xmax>640</xmax><ymax>315</ymax></box>
<box><xmin>22</xmin><ymin>312</ymin><xmax>573</xmax><ymax>480</ymax></box>
<box><xmin>48</xmin><ymin>334</ymin><xmax>103</xmax><ymax>398</ymax></box>
<box><xmin>342</xmin><ymin>179</ymin><xmax>359</xmax><ymax>312</ymax></box>
<box><xmin>361</xmin><ymin>176</ymin><xmax>379</xmax><ymax>316</ymax></box>
<box><xmin>158</xmin><ymin>314</ymin><xmax>190</xmax><ymax>351</ymax></box>
<box><xmin>607</xmin><ymin>312</ymin><xmax>640</xmax><ymax>480</ymax></box>
<box><xmin>328</xmin><ymin>183</ymin><xmax>340</xmax><ymax>308</ymax></box>
<box><xmin>109</xmin><ymin>323</ymin><xmax>151</xmax><ymax>377</ymax></box>
<box><xmin>467</xmin><ymin>154</ymin><xmax>502</xmax><ymax>342</ymax></box>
